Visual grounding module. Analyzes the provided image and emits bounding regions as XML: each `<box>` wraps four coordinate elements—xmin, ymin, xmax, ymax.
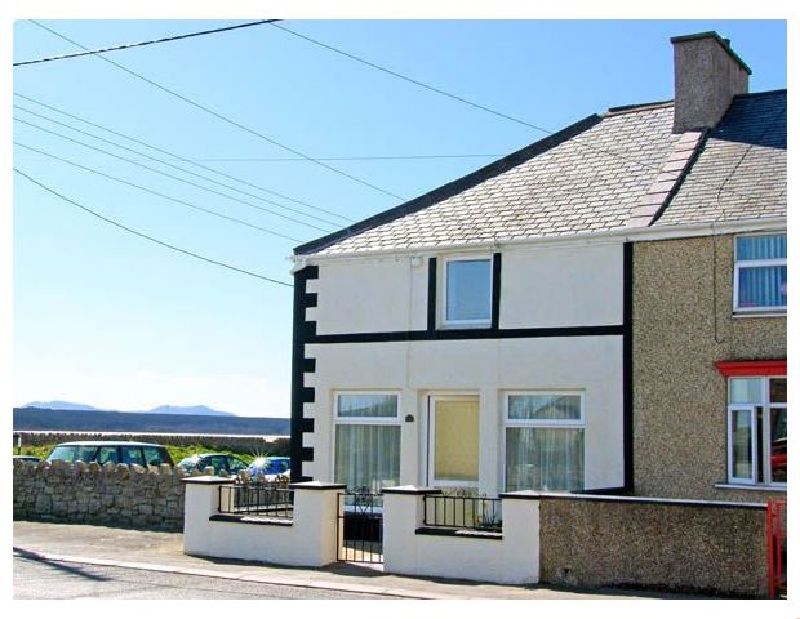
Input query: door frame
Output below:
<box><xmin>425</xmin><ymin>393</ymin><xmax>481</xmax><ymax>488</ymax></box>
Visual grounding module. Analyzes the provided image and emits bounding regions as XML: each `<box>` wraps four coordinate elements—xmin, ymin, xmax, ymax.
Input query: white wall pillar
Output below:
<box><xmin>382</xmin><ymin>486</ymin><xmax>440</xmax><ymax>575</ymax></box>
<box><xmin>182</xmin><ymin>476</ymin><xmax>232</xmax><ymax>556</ymax></box>
<box><xmin>500</xmin><ymin>492</ymin><xmax>540</xmax><ymax>584</ymax></box>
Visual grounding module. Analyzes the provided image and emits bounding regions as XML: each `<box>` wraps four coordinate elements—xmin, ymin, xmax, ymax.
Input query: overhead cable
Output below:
<box><xmin>14</xmin><ymin>140</ymin><xmax>303</xmax><ymax>243</ymax></box>
<box><xmin>15</xmin><ymin>92</ymin><xmax>353</xmax><ymax>224</ymax></box>
<box><xmin>14</xmin><ymin>103</ymin><xmax>342</xmax><ymax>230</ymax></box>
<box><xmin>14</xmin><ymin>19</ymin><xmax>282</xmax><ymax>66</ymax></box>
<box><xmin>28</xmin><ymin>20</ymin><xmax>406</xmax><ymax>202</ymax></box>
<box><xmin>15</xmin><ymin>116</ymin><xmax>334</xmax><ymax>234</ymax></box>
<box><xmin>14</xmin><ymin>168</ymin><xmax>294</xmax><ymax>287</ymax></box>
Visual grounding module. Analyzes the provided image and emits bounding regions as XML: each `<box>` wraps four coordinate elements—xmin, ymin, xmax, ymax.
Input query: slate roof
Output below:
<box><xmin>655</xmin><ymin>89</ymin><xmax>787</xmax><ymax>226</ymax></box>
<box><xmin>295</xmin><ymin>90</ymin><xmax>786</xmax><ymax>257</ymax></box>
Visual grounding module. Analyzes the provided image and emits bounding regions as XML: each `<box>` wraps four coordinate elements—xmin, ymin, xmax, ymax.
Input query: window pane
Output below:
<box><xmin>506</xmin><ymin>427</ymin><xmax>584</xmax><ymax>492</ymax></box>
<box><xmin>508</xmin><ymin>395</ymin><xmax>582</xmax><ymax>420</ymax></box>
<box><xmin>730</xmin><ymin>378</ymin><xmax>763</xmax><ymax>404</ymax></box>
<box><xmin>446</xmin><ymin>259</ymin><xmax>491</xmax><ymax>322</ymax></box>
<box><xmin>337</xmin><ymin>394</ymin><xmax>397</xmax><ymax>418</ymax></box>
<box><xmin>736</xmin><ymin>234</ymin><xmax>787</xmax><ymax>260</ymax></box>
<box><xmin>770</xmin><ymin>378</ymin><xmax>787</xmax><ymax>404</ymax></box>
<box><xmin>737</xmin><ymin>266</ymin><xmax>787</xmax><ymax>308</ymax></box>
<box><xmin>334</xmin><ymin>424</ymin><xmax>400</xmax><ymax>493</ymax></box>
<box><xmin>433</xmin><ymin>399</ymin><xmax>479</xmax><ymax>482</ymax></box>
<box><xmin>731</xmin><ymin>409</ymin><xmax>753</xmax><ymax>480</ymax></box>
<box><xmin>770</xmin><ymin>407</ymin><xmax>787</xmax><ymax>483</ymax></box>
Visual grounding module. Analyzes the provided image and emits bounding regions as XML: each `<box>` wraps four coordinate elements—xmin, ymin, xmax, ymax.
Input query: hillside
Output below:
<box><xmin>13</xmin><ymin>407</ymin><xmax>289</xmax><ymax>436</ymax></box>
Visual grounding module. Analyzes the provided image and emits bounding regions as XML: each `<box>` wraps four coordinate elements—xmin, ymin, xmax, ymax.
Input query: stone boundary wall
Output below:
<box><xmin>537</xmin><ymin>493</ymin><xmax>768</xmax><ymax>597</ymax></box>
<box><xmin>13</xmin><ymin>460</ymin><xmax>198</xmax><ymax>531</ymax></box>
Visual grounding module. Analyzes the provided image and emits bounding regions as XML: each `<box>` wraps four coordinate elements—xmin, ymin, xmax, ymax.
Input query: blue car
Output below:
<box><xmin>247</xmin><ymin>456</ymin><xmax>290</xmax><ymax>481</ymax></box>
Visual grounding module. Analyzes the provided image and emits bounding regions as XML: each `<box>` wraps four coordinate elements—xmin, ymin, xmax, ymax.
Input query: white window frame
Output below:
<box><xmin>442</xmin><ymin>255</ymin><xmax>493</xmax><ymax>327</ymax></box>
<box><xmin>726</xmin><ymin>376</ymin><xmax>787</xmax><ymax>488</ymax></box>
<box><xmin>332</xmin><ymin>391</ymin><xmax>402</xmax><ymax>497</ymax></box>
<box><xmin>733</xmin><ymin>233</ymin><xmax>787</xmax><ymax>313</ymax></box>
<box><xmin>502</xmin><ymin>391</ymin><xmax>586</xmax><ymax>492</ymax></box>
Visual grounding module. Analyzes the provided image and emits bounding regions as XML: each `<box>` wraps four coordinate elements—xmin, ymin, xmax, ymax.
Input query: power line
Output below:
<box><xmin>14</xmin><ymin>167</ymin><xmax>293</xmax><ymax>287</ymax></box>
<box><xmin>192</xmin><ymin>154</ymin><xmax>501</xmax><ymax>162</ymax></box>
<box><xmin>14</xmin><ymin>140</ymin><xmax>303</xmax><ymax>243</ymax></box>
<box><xmin>15</xmin><ymin>115</ymin><xmax>334</xmax><ymax>234</ymax></box>
<box><xmin>14</xmin><ymin>102</ymin><xmax>343</xmax><ymax>230</ymax></box>
<box><xmin>15</xmin><ymin>92</ymin><xmax>354</xmax><ymax>224</ymax></box>
<box><xmin>14</xmin><ymin>19</ymin><xmax>282</xmax><ymax>67</ymax></box>
<box><xmin>28</xmin><ymin>19</ymin><xmax>406</xmax><ymax>202</ymax></box>
<box><xmin>272</xmin><ymin>23</ymin><xmax>782</xmax><ymax>208</ymax></box>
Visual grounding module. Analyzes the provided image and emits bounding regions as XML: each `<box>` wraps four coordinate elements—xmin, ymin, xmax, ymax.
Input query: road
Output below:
<box><xmin>13</xmin><ymin>553</ymin><xmax>396</xmax><ymax>600</ymax></box>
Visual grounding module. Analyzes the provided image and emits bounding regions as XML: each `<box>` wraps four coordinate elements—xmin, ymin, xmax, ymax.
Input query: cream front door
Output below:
<box><xmin>427</xmin><ymin>395</ymin><xmax>480</xmax><ymax>488</ymax></box>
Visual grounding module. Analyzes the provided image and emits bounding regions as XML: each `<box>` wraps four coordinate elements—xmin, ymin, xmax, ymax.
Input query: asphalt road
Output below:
<box><xmin>13</xmin><ymin>553</ymin><xmax>394</xmax><ymax>600</ymax></box>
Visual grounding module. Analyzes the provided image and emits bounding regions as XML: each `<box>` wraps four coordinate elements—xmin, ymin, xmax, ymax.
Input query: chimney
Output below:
<box><xmin>671</xmin><ymin>31</ymin><xmax>751</xmax><ymax>133</ymax></box>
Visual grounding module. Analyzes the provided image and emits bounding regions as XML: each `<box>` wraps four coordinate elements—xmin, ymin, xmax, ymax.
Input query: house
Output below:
<box><xmin>288</xmin><ymin>32</ymin><xmax>786</xmax><ymax>506</ymax></box>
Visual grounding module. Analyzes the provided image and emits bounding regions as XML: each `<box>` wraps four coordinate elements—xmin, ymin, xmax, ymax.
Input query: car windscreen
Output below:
<box><xmin>47</xmin><ymin>445</ymin><xmax>99</xmax><ymax>463</ymax></box>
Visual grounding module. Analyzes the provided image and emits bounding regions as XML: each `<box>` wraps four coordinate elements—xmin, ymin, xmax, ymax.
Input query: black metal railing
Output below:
<box><xmin>218</xmin><ymin>481</ymin><xmax>294</xmax><ymax>518</ymax></box>
<box><xmin>338</xmin><ymin>488</ymin><xmax>383</xmax><ymax>564</ymax></box>
<box><xmin>423</xmin><ymin>495</ymin><xmax>502</xmax><ymax>532</ymax></box>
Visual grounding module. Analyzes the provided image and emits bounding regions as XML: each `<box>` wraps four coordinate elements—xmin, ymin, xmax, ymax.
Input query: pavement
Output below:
<box><xmin>13</xmin><ymin>519</ymin><xmax>714</xmax><ymax>600</ymax></box>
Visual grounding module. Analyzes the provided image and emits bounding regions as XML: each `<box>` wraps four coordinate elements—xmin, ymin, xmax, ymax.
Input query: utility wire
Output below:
<box><xmin>14</xmin><ymin>19</ymin><xmax>282</xmax><ymax>67</ymax></box>
<box><xmin>15</xmin><ymin>92</ymin><xmax>353</xmax><ymax>224</ymax></box>
<box><xmin>14</xmin><ymin>103</ymin><xmax>343</xmax><ymax>229</ymax></box>
<box><xmin>15</xmin><ymin>116</ymin><xmax>334</xmax><ymax>234</ymax></box>
<box><xmin>14</xmin><ymin>140</ymin><xmax>303</xmax><ymax>243</ymax></box>
<box><xmin>192</xmin><ymin>154</ymin><xmax>500</xmax><ymax>162</ymax></box>
<box><xmin>29</xmin><ymin>19</ymin><xmax>406</xmax><ymax>202</ymax></box>
<box><xmin>270</xmin><ymin>22</ymin><xmax>659</xmax><ymax>175</ymax></box>
<box><xmin>14</xmin><ymin>167</ymin><xmax>293</xmax><ymax>287</ymax></box>
<box><xmin>274</xmin><ymin>22</ymin><xmax>782</xmax><ymax>208</ymax></box>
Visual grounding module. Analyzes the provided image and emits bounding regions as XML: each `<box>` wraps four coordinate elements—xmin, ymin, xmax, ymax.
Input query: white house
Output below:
<box><xmin>288</xmin><ymin>32</ymin><xmax>786</xmax><ymax>503</ymax></box>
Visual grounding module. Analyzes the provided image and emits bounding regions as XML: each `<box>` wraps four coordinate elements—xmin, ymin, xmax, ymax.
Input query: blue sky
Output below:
<box><xmin>7</xmin><ymin>12</ymin><xmax>789</xmax><ymax>417</ymax></box>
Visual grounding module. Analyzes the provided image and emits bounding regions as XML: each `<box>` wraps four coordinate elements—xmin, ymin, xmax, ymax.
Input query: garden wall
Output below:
<box><xmin>13</xmin><ymin>460</ymin><xmax>190</xmax><ymax>531</ymax></box>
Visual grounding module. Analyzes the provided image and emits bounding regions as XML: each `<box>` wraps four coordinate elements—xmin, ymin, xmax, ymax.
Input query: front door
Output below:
<box><xmin>427</xmin><ymin>395</ymin><xmax>480</xmax><ymax>488</ymax></box>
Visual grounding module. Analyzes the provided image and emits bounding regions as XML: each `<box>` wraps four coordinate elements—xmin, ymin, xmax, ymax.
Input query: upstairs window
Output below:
<box><xmin>734</xmin><ymin>234</ymin><xmax>787</xmax><ymax>312</ymax></box>
<box><xmin>444</xmin><ymin>257</ymin><xmax>492</xmax><ymax>326</ymax></box>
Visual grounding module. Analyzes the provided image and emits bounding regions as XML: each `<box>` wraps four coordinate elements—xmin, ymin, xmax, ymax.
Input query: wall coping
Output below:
<box><xmin>288</xmin><ymin>481</ymin><xmax>347</xmax><ymax>491</ymax></box>
<box><xmin>382</xmin><ymin>485</ymin><xmax>443</xmax><ymax>496</ymax></box>
<box><xmin>499</xmin><ymin>491</ymin><xmax>767</xmax><ymax>510</ymax></box>
<box><xmin>182</xmin><ymin>476</ymin><xmax>234</xmax><ymax>485</ymax></box>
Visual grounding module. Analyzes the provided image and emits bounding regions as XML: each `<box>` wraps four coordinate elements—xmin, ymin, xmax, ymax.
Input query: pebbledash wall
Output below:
<box><xmin>633</xmin><ymin>235</ymin><xmax>787</xmax><ymax>501</ymax></box>
<box><xmin>13</xmin><ymin>460</ymin><xmax>189</xmax><ymax>531</ymax></box>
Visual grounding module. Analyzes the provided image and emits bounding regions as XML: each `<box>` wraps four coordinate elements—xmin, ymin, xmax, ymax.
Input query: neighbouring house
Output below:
<box><xmin>288</xmin><ymin>31</ymin><xmax>786</xmax><ymax>507</ymax></box>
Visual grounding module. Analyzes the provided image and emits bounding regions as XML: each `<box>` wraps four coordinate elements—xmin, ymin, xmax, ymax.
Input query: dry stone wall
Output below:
<box><xmin>13</xmin><ymin>459</ymin><xmax>197</xmax><ymax>531</ymax></box>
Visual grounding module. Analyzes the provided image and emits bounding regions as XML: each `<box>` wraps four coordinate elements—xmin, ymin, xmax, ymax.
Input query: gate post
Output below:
<box><xmin>290</xmin><ymin>481</ymin><xmax>347</xmax><ymax>566</ymax></box>
<box><xmin>182</xmin><ymin>476</ymin><xmax>235</xmax><ymax>556</ymax></box>
<box><xmin>382</xmin><ymin>486</ymin><xmax>441</xmax><ymax>575</ymax></box>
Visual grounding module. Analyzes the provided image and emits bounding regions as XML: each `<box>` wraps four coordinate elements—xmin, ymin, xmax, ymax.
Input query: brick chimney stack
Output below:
<box><xmin>671</xmin><ymin>32</ymin><xmax>751</xmax><ymax>133</ymax></box>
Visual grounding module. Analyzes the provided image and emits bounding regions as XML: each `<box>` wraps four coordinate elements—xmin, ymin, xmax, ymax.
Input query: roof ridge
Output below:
<box><xmin>294</xmin><ymin>113</ymin><xmax>603</xmax><ymax>256</ymax></box>
<box><xmin>605</xmin><ymin>99</ymin><xmax>674</xmax><ymax>115</ymax></box>
<box><xmin>732</xmin><ymin>88</ymin><xmax>787</xmax><ymax>100</ymax></box>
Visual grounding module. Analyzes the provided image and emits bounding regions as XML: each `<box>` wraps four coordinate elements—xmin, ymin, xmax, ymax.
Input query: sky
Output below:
<box><xmin>4</xmin><ymin>5</ymin><xmax>791</xmax><ymax>418</ymax></box>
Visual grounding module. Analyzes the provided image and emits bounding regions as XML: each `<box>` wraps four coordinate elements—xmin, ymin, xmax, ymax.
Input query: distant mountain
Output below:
<box><xmin>24</xmin><ymin>400</ymin><xmax>102</xmax><ymax>411</ymax></box>
<box><xmin>23</xmin><ymin>401</ymin><xmax>235</xmax><ymax>417</ymax></box>
<box><xmin>141</xmin><ymin>405</ymin><xmax>235</xmax><ymax>417</ymax></box>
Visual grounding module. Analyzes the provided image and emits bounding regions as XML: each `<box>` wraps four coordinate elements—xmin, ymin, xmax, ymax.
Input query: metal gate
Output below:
<box><xmin>767</xmin><ymin>497</ymin><xmax>787</xmax><ymax>598</ymax></box>
<box><xmin>337</xmin><ymin>489</ymin><xmax>383</xmax><ymax>564</ymax></box>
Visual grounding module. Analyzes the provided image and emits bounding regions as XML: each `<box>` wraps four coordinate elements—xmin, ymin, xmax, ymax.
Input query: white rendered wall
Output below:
<box><xmin>305</xmin><ymin>336</ymin><xmax>624</xmax><ymax>493</ymax></box>
<box><xmin>383</xmin><ymin>491</ymin><xmax>540</xmax><ymax>584</ymax></box>
<box><xmin>500</xmin><ymin>243</ymin><xmax>623</xmax><ymax>328</ymax></box>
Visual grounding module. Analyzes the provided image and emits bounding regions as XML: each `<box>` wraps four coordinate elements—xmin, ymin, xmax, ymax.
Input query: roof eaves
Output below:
<box><xmin>293</xmin><ymin>112</ymin><xmax>603</xmax><ymax>256</ymax></box>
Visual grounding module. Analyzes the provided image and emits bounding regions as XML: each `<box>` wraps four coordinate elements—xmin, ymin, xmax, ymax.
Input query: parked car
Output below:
<box><xmin>247</xmin><ymin>456</ymin><xmax>290</xmax><ymax>481</ymax></box>
<box><xmin>177</xmin><ymin>453</ymin><xmax>249</xmax><ymax>476</ymax></box>
<box><xmin>13</xmin><ymin>455</ymin><xmax>42</xmax><ymax>464</ymax></box>
<box><xmin>45</xmin><ymin>441</ymin><xmax>174</xmax><ymax>467</ymax></box>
